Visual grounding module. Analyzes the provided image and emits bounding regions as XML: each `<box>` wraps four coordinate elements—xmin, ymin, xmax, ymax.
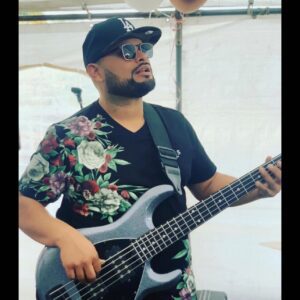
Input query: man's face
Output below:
<box><xmin>99</xmin><ymin>38</ymin><xmax>156</xmax><ymax>98</ymax></box>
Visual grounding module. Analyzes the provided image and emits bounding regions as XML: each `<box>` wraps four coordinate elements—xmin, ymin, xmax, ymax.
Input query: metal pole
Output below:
<box><xmin>175</xmin><ymin>10</ymin><xmax>183</xmax><ymax>112</ymax></box>
<box><xmin>19</xmin><ymin>7</ymin><xmax>281</xmax><ymax>21</ymax></box>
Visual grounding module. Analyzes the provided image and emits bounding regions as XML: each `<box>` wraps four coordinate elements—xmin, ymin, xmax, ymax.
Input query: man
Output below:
<box><xmin>19</xmin><ymin>17</ymin><xmax>281</xmax><ymax>300</ymax></box>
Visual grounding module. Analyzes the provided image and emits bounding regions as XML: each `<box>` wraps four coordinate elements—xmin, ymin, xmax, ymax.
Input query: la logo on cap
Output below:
<box><xmin>118</xmin><ymin>18</ymin><xmax>135</xmax><ymax>32</ymax></box>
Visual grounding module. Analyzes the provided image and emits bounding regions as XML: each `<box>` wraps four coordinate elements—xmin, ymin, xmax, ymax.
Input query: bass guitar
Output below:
<box><xmin>36</xmin><ymin>154</ymin><xmax>281</xmax><ymax>300</ymax></box>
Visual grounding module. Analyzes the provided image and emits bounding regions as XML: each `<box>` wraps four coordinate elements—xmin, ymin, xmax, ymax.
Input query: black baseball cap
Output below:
<box><xmin>82</xmin><ymin>17</ymin><xmax>162</xmax><ymax>67</ymax></box>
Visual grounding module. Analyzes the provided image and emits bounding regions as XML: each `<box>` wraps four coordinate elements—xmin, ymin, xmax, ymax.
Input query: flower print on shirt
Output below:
<box><xmin>171</xmin><ymin>239</ymin><xmax>197</xmax><ymax>300</ymax></box>
<box><xmin>77</xmin><ymin>140</ymin><xmax>106</xmax><ymax>170</ymax></box>
<box><xmin>19</xmin><ymin>113</ymin><xmax>148</xmax><ymax>223</ymax></box>
<box><xmin>25</xmin><ymin>153</ymin><xmax>50</xmax><ymax>182</ymax></box>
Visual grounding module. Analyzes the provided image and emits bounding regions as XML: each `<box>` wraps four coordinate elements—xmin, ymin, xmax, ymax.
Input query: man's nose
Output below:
<box><xmin>135</xmin><ymin>48</ymin><xmax>148</xmax><ymax>63</ymax></box>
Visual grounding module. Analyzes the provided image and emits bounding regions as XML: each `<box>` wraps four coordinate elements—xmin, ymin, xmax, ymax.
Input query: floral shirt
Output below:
<box><xmin>19</xmin><ymin>101</ymin><xmax>216</xmax><ymax>300</ymax></box>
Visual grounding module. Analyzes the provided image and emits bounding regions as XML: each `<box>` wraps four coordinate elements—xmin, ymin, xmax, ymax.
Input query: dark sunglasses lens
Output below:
<box><xmin>140</xmin><ymin>43</ymin><xmax>153</xmax><ymax>58</ymax></box>
<box><xmin>122</xmin><ymin>44</ymin><xmax>136</xmax><ymax>60</ymax></box>
<box><xmin>121</xmin><ymin>43</ymin><xmax>154</xmax><ymax>60</ymax></box>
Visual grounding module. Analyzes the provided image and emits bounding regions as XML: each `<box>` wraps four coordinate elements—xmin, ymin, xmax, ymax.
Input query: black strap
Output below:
<box><xmin>143</xmin><ymin>102</ymin><xmax>182</xmax><ymax>195</ymax></box>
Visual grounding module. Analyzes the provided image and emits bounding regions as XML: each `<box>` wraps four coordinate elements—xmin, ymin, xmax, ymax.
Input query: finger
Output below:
<box><xmin>75</xmin><ymin>266</ymin><xmax>86</xmax><ymax>282</ymax></box>
<box><xmin>277</xmin><ymin>160</ymin><xmax>281</xmax><ymax>169</ymax></box>
<box><xmin>267</xmin><ymin>164</ymin><xmax>281</xmax><ymax>184</ymax></box>
<box><xmin>93</xmin><ymin>258</ymin><xmax>105</xmax><ymax>274</ymax></box>
<box><xmin>83</xmin><ymin>263</ymin><xmax>97</xmax><ymax>282</ymax></box>
<box><xmin>259</xmin><ymin>166</ymin><xmax>278</xmax><ymax>190</ymax></box>
<box><xmin>255</xmin><ymin>181</ymin><xmax>274</xmax><ymax>197</ymax></box>
<box><xmin>65</xmin><ymin>267</ymin><xmax>76</xmax><ymax>280</ymax></box>
<box><xmin>265</xmin><ymin>156</ymin><xmax>272</xmax><ymax>163</ymax></box>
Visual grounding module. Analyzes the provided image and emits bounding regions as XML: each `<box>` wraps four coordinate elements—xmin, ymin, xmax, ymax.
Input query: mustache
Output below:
<box><xmin>132</xmin><ymin>63</ymin><xmax>151</xmax><ymax>75</ymax></box>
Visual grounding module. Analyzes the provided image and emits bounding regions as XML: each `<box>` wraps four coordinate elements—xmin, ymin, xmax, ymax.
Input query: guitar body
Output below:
<box><xmin>36</xmin><ymin>185</ymin><xmax>182</xmax><ymax>300</ymax></box>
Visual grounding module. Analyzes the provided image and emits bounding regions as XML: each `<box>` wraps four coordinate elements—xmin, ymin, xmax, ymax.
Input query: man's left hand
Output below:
<box><xmin>255</xmin><ymin>156</ymin><xmax>282</xmax><ymax>198</ymax></box>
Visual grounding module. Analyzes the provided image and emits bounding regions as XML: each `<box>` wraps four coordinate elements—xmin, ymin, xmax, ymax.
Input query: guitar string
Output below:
<box><xmin>58</xmin><ymin>173</ymin><xmax>261</xmax><ymax>300</ymax></box>
<box><xmin>59</xmin><ymin>168</ymin><xmax>273</xmax><ymax>300</ymax></box>
<box><xmin>82</xmin><ymin>168</ymin><xmax>268</xmax><ymax>300</ymax></box>
<box><xmin>53</xmin><ymin>156</ymin><xmax>280</xmax><ymax>300</ymax></box>
<box><xmin>81</xmin><ymin>156</ymin><xmax>281</xmax><ymax>300</ymax></box>
<box><xmin>55</xmin><ymin>179</ymin><xmax>245</xmax><ymax>300</ymax></box>
<box><xmin>52</xmin><ymin>155</ymin><xmax>280</xmax><ymax>299</ymax></box>
<box><xmin>52</xmin><ymin>155</ymin><xmax>280</xmax><ymax>300</ymax></box>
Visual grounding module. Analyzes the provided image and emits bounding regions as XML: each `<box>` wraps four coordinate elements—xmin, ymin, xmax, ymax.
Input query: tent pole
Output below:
<box><xmin>175</xmin><ymin>10</ymin><xmax>183</xmax><ymax>112</ymax></box>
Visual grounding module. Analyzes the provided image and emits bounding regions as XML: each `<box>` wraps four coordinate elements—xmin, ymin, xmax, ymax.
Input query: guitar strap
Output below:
<box><xmin>143</xmin><ymin>102</ymin><xmax>183</xmax><ymax>196</ymax></box>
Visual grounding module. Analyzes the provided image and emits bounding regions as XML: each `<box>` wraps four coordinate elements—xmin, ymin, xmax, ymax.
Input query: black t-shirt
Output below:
<box><xmin>19</xmin><ymin>100</ymin><xmax>216</xmax><ymax>300</ymax></box>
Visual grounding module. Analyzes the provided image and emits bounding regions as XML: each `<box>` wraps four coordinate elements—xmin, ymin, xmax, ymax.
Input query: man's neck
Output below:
<box><xmin>98</xmin><ymin>96</ymin><xmax>145</xmax><ymax>132</ymax></box>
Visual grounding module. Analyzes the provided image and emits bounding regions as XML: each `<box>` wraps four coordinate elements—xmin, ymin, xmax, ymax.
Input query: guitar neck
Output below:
<box><xmin>132</xmin><ymin>154</ymin><xmax>281</xmax><ymax>261</ymax></box>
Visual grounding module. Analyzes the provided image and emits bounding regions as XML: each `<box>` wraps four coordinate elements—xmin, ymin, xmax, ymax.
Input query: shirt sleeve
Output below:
<box><xmin>19</xmin><ymin>124</ymin><xmax>69</xmax><ymax>206</ymax></box>
<box><xmin>183</xmin><ymin>116</ymin><xmax>217</xmax><ymax>185</ymax></box>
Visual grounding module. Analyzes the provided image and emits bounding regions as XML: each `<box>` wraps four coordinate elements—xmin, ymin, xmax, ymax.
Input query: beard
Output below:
<box><xmin>104</xmin><ymin>68</ymin><xmax>156</xmax><ymax>99</ymax></box>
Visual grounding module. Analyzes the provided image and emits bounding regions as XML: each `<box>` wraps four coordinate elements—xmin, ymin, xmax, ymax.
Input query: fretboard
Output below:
<box><xmin>132</xmin><ymin>154</ymin><xmax>281</xmax><ymax>261</ymax></box>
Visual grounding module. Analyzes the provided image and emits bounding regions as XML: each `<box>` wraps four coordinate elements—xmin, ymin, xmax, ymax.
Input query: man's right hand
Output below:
<box><xmin>19</xmin><ymin>195</ymin><xmax>105</xmax><ymax>283</ymax></box>
<box><xmin>57</xmin><ymin>231</ymin><xmax>105</xmax><ymax>282</ymax></box>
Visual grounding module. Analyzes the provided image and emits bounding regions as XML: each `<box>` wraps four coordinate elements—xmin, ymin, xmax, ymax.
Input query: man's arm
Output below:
<box><xmin>19</xmin><ymin>193</ymin><xmax>105</xmax><ymax>282</ymax></box>
<box><xmin>188</xmin><ymin>156</ymin><xmax>281</xmax><ymax>206</ymax></box>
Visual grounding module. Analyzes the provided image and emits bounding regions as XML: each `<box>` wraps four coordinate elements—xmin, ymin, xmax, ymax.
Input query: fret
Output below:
<box><xmin>171</xmin><ymin>218</ymin><xmax>185</xmax><ymax>236</ymax></box>
<box><xmin>195</xmin><ymin>205</ymin><xmax>207</xmax><ymax>223</ymax></box>
<box><xmin>189</xmin><ymin>207</ymin><xmax>205</xmax><ymax>226</ymax></box>
<box><xmin>165</xmin><ymin>220</ymin><xmax>180</xmax><ymax>241</ymax></box>
<box><xmin>251</xmin><ymin>169</ymin><xmax>260</xmax><ymax>178</ymax></box>
<box><xmin>211</xmin><ymin>194</ymin><xmax>227</xmax><ymax>210</ymax></box>
<box><xmin>141</xmin><ymin>232</ymin><xmax>157</xmax><ymax>257</ymax></box>
<box><xmin>205</xmin><ymin>196</ymin><xmax>220</xmax><ymax>212</ymax></box>
<box><xmin>231</xmin><ymin>181</ymin><xmax>244</xmax><ymax>198</ymax></box>
<box><xmin>202</xmin><ymin>201</ymin><xmax>213</xmax><ymax>217</ymax></box>
<box><xmin>213</xmin><ymin>191</ymin><xmax>229</xmax><ymax>210</ymax></box>
<box><xmin>159</xmin><ymin>224</ymin><xmax>173</xmax><ymax>246</ymax></box>
<box><xmin>213</xmin><ymin>191</ymin><xmax>231</xmax><ymax>209</ymax></box>
<box><xmin>137</xmin><ymin>237</ymin><xmax>149</xmax><ymax>258</ymax></box>
<box><xmin>239</xmin><ymin>174</ymin><xmax>255</xmax><ymax>194</ymax></box>
<box><xmin>248</xmin><ymin>172</ymin><xmax>257</xmax><ymax>186</ymax></box>
<box><xmin>132</xmin><ymin>240</ymin><xmax>148</xmax><ymax>262</ymax></box>
<box><xmin>222</xmin><ymin>186</ymin><xmax>235</xmax><ymax>198</ymax></box>
<box><xmin>254</xmin><ymin>170</ymin><xmax>263</xmax><ymax>181</ymax></box>
<box><xmin>154</xmin><ymin>227</ymin><xmax>168</xmax><ymax>248</ymax></box>
<box><xmin>220</xmin><ymin>187</ymin><xmax>237</xmax><ymax>206</ymax></box>
<box><xmin>186</xmin><ymin>209</ymin><xmax>198</xmax><ymax>227</ymax></box>
<box><xmin>178</xmin><ymin>214</ymin><xmax>191</xmax><ymax>234</ymax></box>
<box><xmin>219</xmin><ymin>189</ymin><xmax>230</xmax><ymax>206</ymax></box>
<box><xmin>210</xmin><ymin>195</ymin><xmax>222</xmax><ymax>211</ymax></box>
<box><xmin>148</xmin><ymin>230</ymin><xmax>162</xmax><ymax>252</ymax></box>
<box><xmin>138</xmin><ymin>234</ymin><xmax>154</xmax><ymax>259</ymax></box>
<box><xmin>239</xmin><ymin>176</ymin><xmax>252</xmax><ymax>194</ymax></box>
<box><xmin>228</xmin><ymin>185</ymin><xmax>240</xmax><ymax>202</ymax></box>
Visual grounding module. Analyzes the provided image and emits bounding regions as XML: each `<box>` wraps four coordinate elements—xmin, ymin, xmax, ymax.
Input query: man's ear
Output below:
<box><xmin>86</xmin><ymin>64</ymin><xmax>104</xmax><ymax>82</ymax></box>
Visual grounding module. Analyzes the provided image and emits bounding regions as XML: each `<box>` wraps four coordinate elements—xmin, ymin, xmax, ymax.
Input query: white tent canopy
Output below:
<box><xmin>20</xmin><ymin>17</ymin><xmax>245</xmax><ymax>71</ymax></box>
<box><xmin>19</xmin><ymin>0</ymin><xmax>281</xmax><ymax>71</ymax></box>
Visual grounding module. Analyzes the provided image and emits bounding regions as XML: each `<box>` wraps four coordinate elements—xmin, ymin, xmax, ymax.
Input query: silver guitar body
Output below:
<box><xmin>36</xmin><ymin>185</ymin><xmax>182</xmax><ymax>300</ymax></box>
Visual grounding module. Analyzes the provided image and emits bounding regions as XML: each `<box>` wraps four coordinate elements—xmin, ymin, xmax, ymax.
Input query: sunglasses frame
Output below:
<box><xmin>109</xmin><ymin>42</ymin><xmax>153</xmax><ymax>61</ymax></box>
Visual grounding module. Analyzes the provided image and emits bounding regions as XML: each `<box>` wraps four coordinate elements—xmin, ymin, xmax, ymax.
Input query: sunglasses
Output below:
<box><xmin>109</xmin><ymin>42</ymin><xmax>153</xmax><ymax>60</ymax></box>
